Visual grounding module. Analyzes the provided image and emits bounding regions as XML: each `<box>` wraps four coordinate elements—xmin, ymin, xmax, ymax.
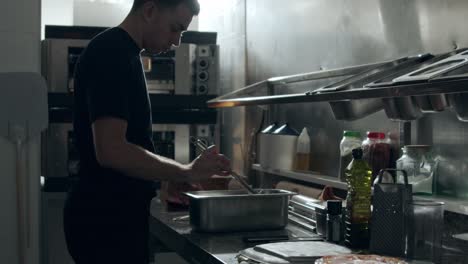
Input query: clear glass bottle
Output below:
<box><xmin>396</xmin><ymin>145</ymin><xmax>435</xmax><ymax>195</ymax></box>
<box><xmin>339</xmin><ymin>131</ymin><xmax>362</xmax><ymax>182</ymax></box>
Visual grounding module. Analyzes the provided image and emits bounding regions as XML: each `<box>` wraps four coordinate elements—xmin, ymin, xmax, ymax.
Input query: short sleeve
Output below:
<box><xmin>83</xmin><ymin>51</ymin><xmax>132</xmax><ymax>123</ymax></box>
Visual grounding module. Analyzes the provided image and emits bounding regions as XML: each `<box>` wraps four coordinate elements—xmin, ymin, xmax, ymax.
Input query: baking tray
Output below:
<box><xmin>185</xmin><ymin>189</ymin><xmax>296</xmax><ymax>232</ymax></box>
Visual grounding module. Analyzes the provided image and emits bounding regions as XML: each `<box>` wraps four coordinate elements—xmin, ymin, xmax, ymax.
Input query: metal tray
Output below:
<box><xmin>185</xmin><ymin>189</ymin><xmax>296</xmax><ymax>232</ymax></box>
<box><xmin>312</xmin><ymin>56</ymin><xmax>426</xmax><ymax>120</ymax></box>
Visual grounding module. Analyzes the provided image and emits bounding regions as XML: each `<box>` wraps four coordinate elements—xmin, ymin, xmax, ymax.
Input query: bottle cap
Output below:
<box><xmin>367</xmin><ymin>131</ymin><xmax>385</xmax><ymax>139</ymax></box>
<box><xmin>327</xmin><ymin>200</ymin><xmax>342</xmax><ymax>215</ymax></box>
<box><xmin>352</xmin><ymin>148</ymin><xmax>363</xmax><ymax>159</ymax></box>
<box><xmin>343</xmin><ymin>131</ymin><xmax>361</xmax><ymax>138</ymax></box>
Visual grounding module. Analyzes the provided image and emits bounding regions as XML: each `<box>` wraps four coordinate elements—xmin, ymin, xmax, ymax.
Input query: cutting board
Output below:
<box><xmin>253</xmin><ymin>241</ymin><xmax>351</xmax><ymax>262</ymax></box>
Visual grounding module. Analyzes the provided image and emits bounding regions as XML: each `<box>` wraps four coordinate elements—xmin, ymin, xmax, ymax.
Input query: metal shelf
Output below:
<box><xmin>48</xmin><ymin>93</ymin><xmax>218</xmax><ymax>124</ymax></box>
<box><xmin>207</xmin><ymin>65</ymin><xmax>468</xmax><ymax>108</ymax></box>
<box><xmin>252</xmin><ymin>164</ymin><xmax>347</xmax><ymax>190</ymax></box>
<box><xmin>253</xmin><ymin>164</ymin><xmax>468</xmax><ymax>215</ymax></box>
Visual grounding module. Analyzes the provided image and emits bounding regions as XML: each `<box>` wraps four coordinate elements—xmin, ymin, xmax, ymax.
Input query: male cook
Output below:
<box><xmin>64</xmin><ymin>0</ymin><xmax>230</xmax><ymax>263</ymax></box>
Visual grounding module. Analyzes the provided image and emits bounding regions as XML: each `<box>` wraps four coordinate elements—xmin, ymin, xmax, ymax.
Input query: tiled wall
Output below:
<box><xmin>0</xmin><ymin>0</ymin><xmax>41</xmax><ymax>72</ymax></box>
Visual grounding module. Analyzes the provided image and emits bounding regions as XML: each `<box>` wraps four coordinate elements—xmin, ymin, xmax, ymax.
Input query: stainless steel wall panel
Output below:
<box><xmin>201</xmin><ymin>0</ymin><xmax>468</xmax><ymax>187</ymax></box>
<box><xmin>244</xmin><ymin>0</ymin><xmax>468</xmax><ymax>181</ymax></box>
<box><xmin>199</xmin><ymin>0</ymin><xmax>247</xmax><ymax>173</ymax></box>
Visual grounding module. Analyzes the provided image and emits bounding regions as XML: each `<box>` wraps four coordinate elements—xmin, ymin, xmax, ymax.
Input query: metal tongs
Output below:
<box><xmin>190</xmin><ymin>137</ymin><xmax>258</xmax><ymax>194</ymax></box>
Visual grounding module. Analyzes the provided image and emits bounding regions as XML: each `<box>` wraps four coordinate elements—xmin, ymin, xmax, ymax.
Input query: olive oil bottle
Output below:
<box><xmin>344</xmin><ymin>148</ymin><xmax>372</xmax><ymax>249</ymax></box>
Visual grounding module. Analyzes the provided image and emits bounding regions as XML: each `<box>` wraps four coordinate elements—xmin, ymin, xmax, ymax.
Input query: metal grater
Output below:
<box><xmin>370</xmin><ymin>169</ymin><xmax>413</xmax><ymax>258</ymax></box>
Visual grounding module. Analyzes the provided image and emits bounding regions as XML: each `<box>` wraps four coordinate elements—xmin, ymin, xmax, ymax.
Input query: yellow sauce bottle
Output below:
<box><xmin>344</xmin><ymin>148</ymin><xmax>372</xmax><ymax>249</ymax></box>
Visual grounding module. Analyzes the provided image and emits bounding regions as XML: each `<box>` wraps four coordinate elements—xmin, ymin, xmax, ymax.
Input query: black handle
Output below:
<box><xmin>377</xmin><ymin>169</ymin><xmax>409</xmax><ymax>185</ymax></box>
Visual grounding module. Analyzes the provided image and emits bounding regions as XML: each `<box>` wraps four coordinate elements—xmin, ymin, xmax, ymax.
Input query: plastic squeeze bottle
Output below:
<box><xmin>294</xmin><ymin>128</ymin><xmax>310</xmax><ymax>171</ymax></box>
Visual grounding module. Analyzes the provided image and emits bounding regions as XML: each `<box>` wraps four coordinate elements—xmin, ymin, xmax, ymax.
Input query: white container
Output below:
<box><xmin>258</xmin><ymin>123</ymin><xmax>279</xmax><ymax>169</ymax></box>
<box><xmin>269</xmin><ymin>124</ymin><xmax>299</xmax><ymax>171</ymax></box>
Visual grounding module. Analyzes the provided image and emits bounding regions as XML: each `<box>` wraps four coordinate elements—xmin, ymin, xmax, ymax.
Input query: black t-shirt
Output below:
<box><xmin>73</xmin><ymin>27</ymin><xmax>155</xmax><ymax>200</ymax></box>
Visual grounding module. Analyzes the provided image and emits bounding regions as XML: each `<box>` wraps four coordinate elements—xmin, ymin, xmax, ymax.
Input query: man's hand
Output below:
<box><xmin>187</xmin><ymin>145</ymin><xmax>231</xmax><ymax>182</ymax></box>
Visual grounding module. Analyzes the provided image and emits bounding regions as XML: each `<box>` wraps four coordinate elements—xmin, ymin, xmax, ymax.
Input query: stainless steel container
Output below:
<box><xmin>448</xmin><ymin>92</ymin><xmax>468</xmax><ymax>121</ymax></box>
<box><xmin>430</xmin><ymin>63</ymin><xmax>468</xmax><ymax>121</ymax></box>
<box><xmin>185</xmin><ymin>189</ymin><xmax>295</xmax><ymax>232</ymax></box>
<box><xmin>381</xmin><ymin>96</ymin><xmax>422</xmax><ymax>121</ymax></box>
<box><xmin>388</xmin><ymin>49</ymin><xmax>468</xmax><ymax>115</ymax></box>
<box><xmin>364</xmin><ymin>52</ymin><xmax>464</xmax><ymax>120</ymax></box>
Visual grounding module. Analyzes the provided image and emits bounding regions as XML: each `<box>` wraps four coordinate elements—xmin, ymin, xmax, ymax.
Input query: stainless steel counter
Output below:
<box><xmin>148</xmin><ymin>198</ymin><xmax>317</xmax><ymax>264</ymax></box>
<box><xmin>149</xmin><ymin>197</ymin><xmax>468</xmax><ymax>263</ymax></box>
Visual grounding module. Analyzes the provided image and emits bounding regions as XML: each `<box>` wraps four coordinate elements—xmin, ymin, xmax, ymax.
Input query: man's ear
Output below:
<box><xmin>141</xmin><ymin>1</ymin><xmax>158</xmax><ymax>23</ymax></box>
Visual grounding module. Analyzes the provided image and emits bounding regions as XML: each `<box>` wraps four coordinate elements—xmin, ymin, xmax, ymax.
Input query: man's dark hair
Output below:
<box><xmin>131</xmin><ymin>0</ymin><xmax>200</xmax><ymax>15</ymax></box>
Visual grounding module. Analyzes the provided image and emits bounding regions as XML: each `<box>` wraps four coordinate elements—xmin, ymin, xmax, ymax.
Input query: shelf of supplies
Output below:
<box><xmin>252</xmin><ymin>164</ymin><xmax>348</xmax><ymax>190</ymax></box>
<box><xmin>414</xmin><ymin>195</ymin><xmax>468</xmax><ymax>216</ymax></box>
<box><xmin>252</xmin><ymin>164</ymin><xmax>468</xmax><ymax>215</ymax></box>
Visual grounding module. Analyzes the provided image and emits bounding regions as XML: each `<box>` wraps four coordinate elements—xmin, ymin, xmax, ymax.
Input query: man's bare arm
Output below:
<box><xmin>92</xmin><ymin>117</ymin><xmax>230</xmax><ymax>182</ymax></box>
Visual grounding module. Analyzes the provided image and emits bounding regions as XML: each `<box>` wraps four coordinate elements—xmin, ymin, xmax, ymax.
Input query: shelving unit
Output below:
<box><xmin>206</xmin><ymin>59</ymin><xmax>468</xmax><ymax>109</ymax></box>
<box><xmin>253</xmin><ymin>164</ymin><xmax>468</xmax><ymax>215</ymax></box>
<box><xmin>209</xmin><ymin>77</ymin><xmax>468</xmax><ymax>108</ymax></box>
<box><xmin>48</xmin><ymin>92</ymin><xmax>218</xmax><ymax>124</ymax></box>
<box><xmin>211</xmin><ymin>59</ymin><xmax>468</xmax><ymax>217</ymax></box>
